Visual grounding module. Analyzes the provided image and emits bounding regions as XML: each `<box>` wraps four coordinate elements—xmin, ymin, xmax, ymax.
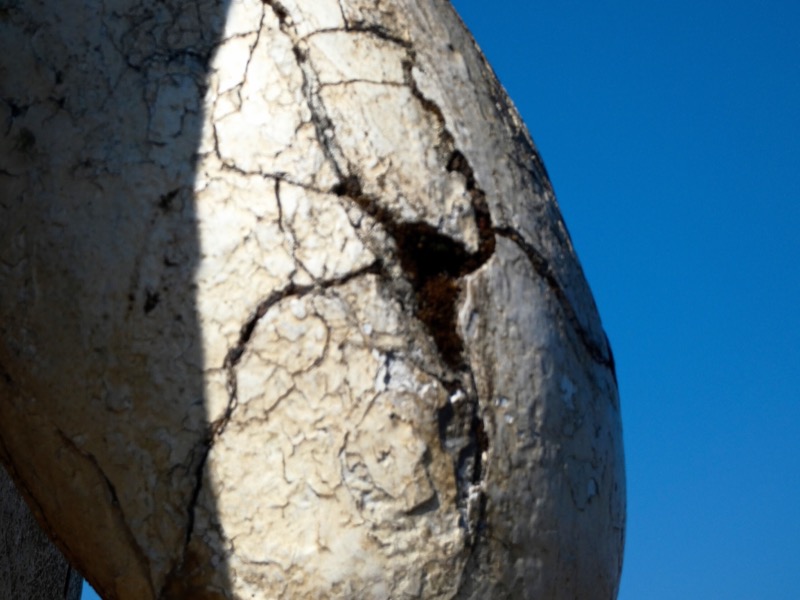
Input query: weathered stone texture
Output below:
<box><xmin>0</xmin><ymin>1</ymin><xmax>624</xmax><ymax>598</ymax></box>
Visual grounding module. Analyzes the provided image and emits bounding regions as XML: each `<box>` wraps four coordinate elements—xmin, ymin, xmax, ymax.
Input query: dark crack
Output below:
<box><xmin>261</xmin><ymin>0</ymin><xmax>290</xmax><ymax>28</ymax></box>
<box><xmin>331</xmin><ymin>170</ymin><xmax>493</xmax><ymax>370</ymax></box>
<box><xmin>260</xmin><ymin>1</ymin><xmax>495</xmax><ymax>548</ymax></box>
<box><xmin>436</xmin><ymin>383</ymin><xmax>488</xmax><ymax>540</ymax></box>
<box><xmin>143</xmin><ymin>289</ymin><xmax>159</xmax><ymax>314</ymax></box>
<box><xmin>397</xmin><ymin>46</ymin><xmax>500</xmax><ymax>551</ymax></box>
<box><xmin>495</xmin><ymin>226</ymin><xmax>617</xmax><ymax>380</ymax></box>
<box><xmin>213</xmin><ymin>263</ymin><xmax>382</xmax><ymax>458</ymax></box>
<box><xmin>209</xmin><ymin>261</ymin><xmax>386</xmax><ymax>461</ymax></box>
<box><xmin>269</xmin><ymin>21</ymin><xmax>349</xmax><ymax>183</ymax></box>
<box><xmin>342</xmin><ymin>23</ymin><xmax>410</xmax><ymax>47</ymax></box>
<box><xmin>158</xmin><ymin>425</ymin><xmax>221</xmax><ymax>599</ymax></box>
<box><xmin>54</xmin><ymin>430</ymin><xmax>156</xmax><ymax>599</ymax></box>
<box><xmin>163</xmin><ymin>263</ymin><xmax>381</xmax><ymax>599</ymax></box>
<box><xmin>330</xmin><ymin>171</ymin><xmax>493</xmax><ymax>541</ymax></box>
<box><xmin>223</xmin><ymin>262</ymin><xmax>381</xmax><ymax>377</ymax></box>
<box><xmin>320</xmin><ymin>47</ymin><xmax>499</xmax><ymax>543</ymax></box>
<box><xmin>158</xmin><ymin>188</ymin><xmax>180</xmax><ymax>212</ymax></box>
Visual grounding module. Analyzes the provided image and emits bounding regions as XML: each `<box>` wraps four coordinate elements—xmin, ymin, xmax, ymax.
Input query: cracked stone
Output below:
<box><xmin>0</xmin><ymin>1</ymin><xmax>624</xmax><ymax>598</ymax></box>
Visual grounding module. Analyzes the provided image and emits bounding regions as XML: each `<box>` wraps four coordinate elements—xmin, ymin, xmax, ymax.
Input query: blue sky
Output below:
<box><xmin>84</xmin><ymin>1</ymin><xmax>800</xmax><ymax>598</ymax></box>
<box><xmin>450</xmin><ymin>0</ymin><xmax>800</xmax><ymax>598</ymax></box>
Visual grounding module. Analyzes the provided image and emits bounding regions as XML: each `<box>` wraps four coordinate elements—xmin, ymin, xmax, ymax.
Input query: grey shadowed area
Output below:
<box><xmin>0</xmin><ymin>1</ymin><xmax>232</xmax><ymax>596</ymax></box>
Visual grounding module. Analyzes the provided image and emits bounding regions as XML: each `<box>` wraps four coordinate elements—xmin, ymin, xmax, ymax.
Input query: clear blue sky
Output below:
<box><xmin>84</xmin><ymin>1</ymin><xmax>800</xmax><ymax>598</ymax></box>
<box><xmin>451</xmin><ymin>0</ymin><xmax>800</xmax><ymax>598</ymax></box>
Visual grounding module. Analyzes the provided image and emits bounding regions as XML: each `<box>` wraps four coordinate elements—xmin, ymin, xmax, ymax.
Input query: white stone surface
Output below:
<box><xmin>0</xmin><ymin>0</ymin><xmax>624</xmax><ymax>598</ymax></box>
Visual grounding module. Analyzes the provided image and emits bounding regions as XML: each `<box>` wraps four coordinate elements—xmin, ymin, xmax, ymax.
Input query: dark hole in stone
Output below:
<box><xmin>332</xmin><ymin>172</ymin><xmax>495</xmax><ymax>369</ymax></box>
<box><xmin>159</xmin><ymin>189</ymin><xmax>180</xmax><ymax>212</ymax></box>
<box><xmin>393</xmin><ymin>222</ymin><xmax>468</xmax><ymax>368</ymax></box>
<box><xmin>143</xmin><ymin>290</ymin><xmax>159</xmax><ymax>314</ymax></box>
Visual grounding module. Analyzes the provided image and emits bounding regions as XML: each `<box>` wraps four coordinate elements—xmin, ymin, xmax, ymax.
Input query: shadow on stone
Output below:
<box><xmin>0</xmin><ymin>1</ymin><xmax>233</xmax><ymax>597</ymax></box>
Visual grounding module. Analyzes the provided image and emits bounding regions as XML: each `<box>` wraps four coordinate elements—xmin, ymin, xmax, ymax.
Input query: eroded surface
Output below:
<box><xmin>0</xmin><ymin>0</ymin><xmax>624</xmax><ymax>598</ymax></box>
<box><xmin>186</xmin><ymin>2</ymin><xmax>495</xmax><ymax>594</ymax></box>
